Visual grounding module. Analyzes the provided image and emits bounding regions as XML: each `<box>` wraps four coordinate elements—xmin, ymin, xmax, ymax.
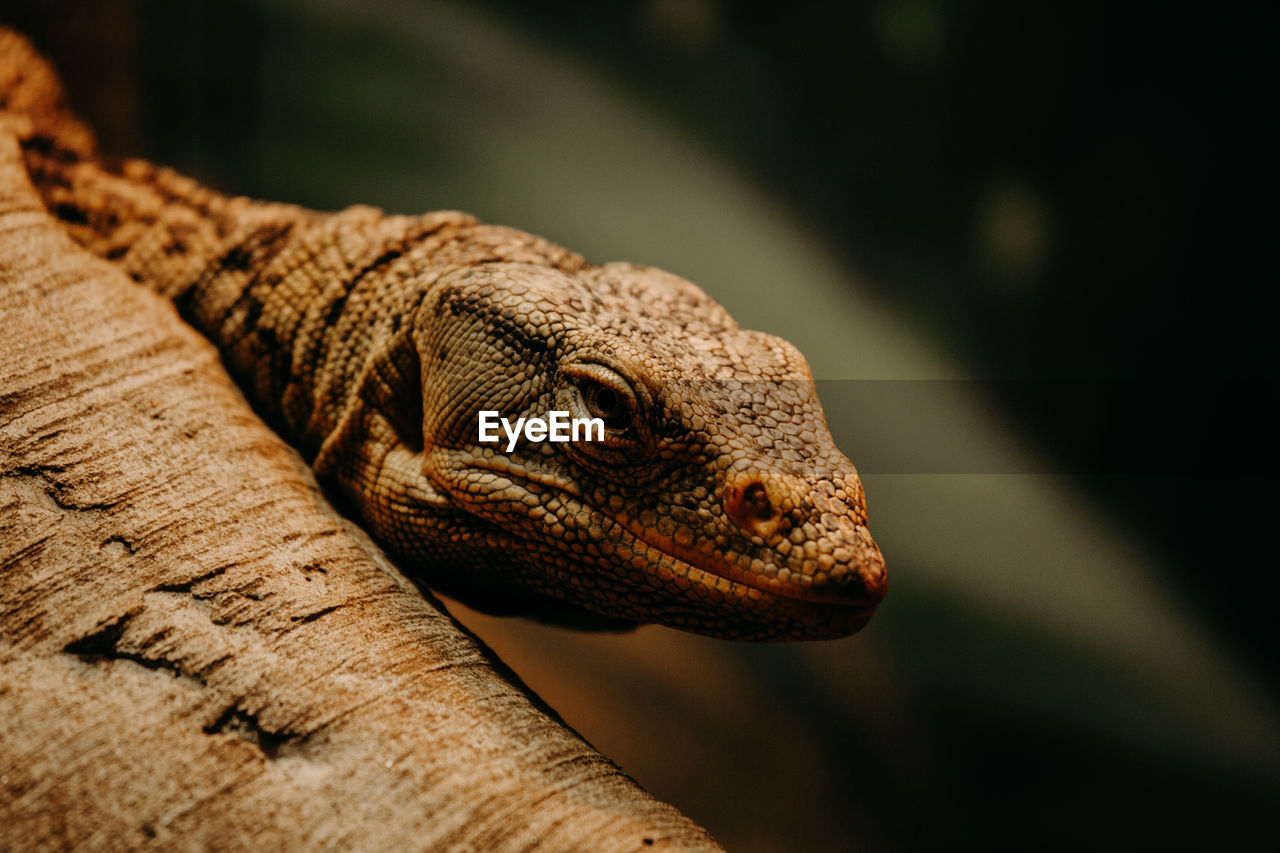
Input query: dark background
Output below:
<box><xmin>9</xmin><ymin>1</ymin><xmax>1277</xmax><ymax>850</ymax></box>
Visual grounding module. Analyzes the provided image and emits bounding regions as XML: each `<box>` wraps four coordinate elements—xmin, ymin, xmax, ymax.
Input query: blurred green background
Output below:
<box><xmin>10</xmin><ymin>0</ymin><xmax>1277</xmax><ymax>849</ymax></box>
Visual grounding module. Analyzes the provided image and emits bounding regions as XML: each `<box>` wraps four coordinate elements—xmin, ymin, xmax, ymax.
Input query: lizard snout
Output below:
<box><xmin>720</xmin><ymin>464</ymin><xmax>887</xmax><ymax>607</ymax></box>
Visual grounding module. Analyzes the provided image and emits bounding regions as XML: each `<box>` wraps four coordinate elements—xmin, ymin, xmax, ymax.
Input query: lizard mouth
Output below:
<box><xmin>578</xmin><ymin>520</ymin><xmax>881</xmax><ymax>638</ymax></box>
<box><xmin>437</xmin><ymin>454</ymin><xmax>882</xmax><ymax>634</ymax></box>
<box><xmin>620</xmin><ymin>520</ymin><xmax>883</xmax><ymax>610</ymax></box>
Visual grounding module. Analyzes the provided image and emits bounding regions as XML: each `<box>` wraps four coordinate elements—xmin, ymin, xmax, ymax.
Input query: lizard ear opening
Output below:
<box><xmin>359</xmin><ymin>327</ymin><xmax>425</xmax><ymax>453</ymax></box>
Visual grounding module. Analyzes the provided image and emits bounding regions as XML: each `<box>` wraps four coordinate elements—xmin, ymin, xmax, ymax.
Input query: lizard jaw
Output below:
<box><xmin>431</xmin><ymin>452</ymin><xmax>883</xmax><ymax>638</ymax></box>
<box><xmin>620</xmin><ymin>519</ymin><xmax>885</xmax><ymax>610</ymax></box>
<box><xmin>492</xmin><ymin>516</ymin><xmax>880</xmax><ymax>639</ymax></box>
<box><xmin>587</xmin><ymin>521</ymin><xmax>881</xmax><ymax>638</ymax></box>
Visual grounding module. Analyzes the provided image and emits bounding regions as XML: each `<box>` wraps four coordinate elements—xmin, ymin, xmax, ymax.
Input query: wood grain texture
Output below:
<box><xmin>0</xmin><ymin>123</ymin><xmax>719</xmax><ymax>850</ymax></box>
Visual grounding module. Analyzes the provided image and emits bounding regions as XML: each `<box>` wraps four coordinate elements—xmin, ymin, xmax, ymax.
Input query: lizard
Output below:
<box><xmin>0</xmin><ymin>29</ymin><xmax>886</xmax><ymax>640</ymax></box>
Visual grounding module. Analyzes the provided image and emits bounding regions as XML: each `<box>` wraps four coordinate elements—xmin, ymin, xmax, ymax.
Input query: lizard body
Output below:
<box><xmin>3</xmin><ymin>30</ymin><xmax>886</xmax><ymax>640</ymax></box>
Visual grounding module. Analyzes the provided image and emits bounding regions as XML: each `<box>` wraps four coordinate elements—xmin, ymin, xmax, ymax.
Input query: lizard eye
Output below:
<box><xmin>581</xmin><ymin>382</ymin><xmax>631</xmax><ymax>431</ymax></box>
<box><xmin>562</xmin><ymin>362</ymin><xmax>640</xmax><ymax>442</ymax></box>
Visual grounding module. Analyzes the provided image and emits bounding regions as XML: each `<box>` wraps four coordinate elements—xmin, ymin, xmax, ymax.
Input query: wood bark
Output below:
<box><xmin>0</xmin><ymin>124</ymin><xmax>720</xmax><ymax>851</ymax></box>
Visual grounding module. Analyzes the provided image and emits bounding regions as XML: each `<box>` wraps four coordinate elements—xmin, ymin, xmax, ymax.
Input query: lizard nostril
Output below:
<box><xmin>741</xmin><ymin>483</ymin><xmax>773</xmax><ymax>521</ymax></box>
<box><xmin>725</xmin><ymin>476</ymin><xmax>783</xmax><ymax>539</ymax></box>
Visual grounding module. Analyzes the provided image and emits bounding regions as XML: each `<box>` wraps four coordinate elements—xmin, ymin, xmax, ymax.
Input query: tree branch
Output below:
<box><xmin>0</xmin><ymin>124</ymin><xmax>718</xmax><ymax>851</ymax></box>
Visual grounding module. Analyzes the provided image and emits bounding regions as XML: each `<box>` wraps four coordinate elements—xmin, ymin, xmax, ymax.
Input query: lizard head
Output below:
<box><xmin>374</xmin><ymin>260</ymin><xmax>886</xmax><ymax>640</ymax></box>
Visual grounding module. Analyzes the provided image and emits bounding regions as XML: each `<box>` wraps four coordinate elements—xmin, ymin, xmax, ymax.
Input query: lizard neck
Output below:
<box><xmin>24</xmin><ymin>147</ymin><xmax>413</xmax><ymax>451</ymax></box>
<box><xmin>24</xmin><ymin>149</ymin><xmax>316</xmax><ymax>440</ymax></box>
<box><xmin>21</xmin><ymin>144</ymin><xmax>555</xmax><ymax>463</ymax></box>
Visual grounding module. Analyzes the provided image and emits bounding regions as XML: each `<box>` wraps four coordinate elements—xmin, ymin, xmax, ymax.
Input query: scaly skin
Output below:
<box><xmin>4</xmin><ymin>31</ymin><xmax>886</xmax><ymax>639</ymax></box>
